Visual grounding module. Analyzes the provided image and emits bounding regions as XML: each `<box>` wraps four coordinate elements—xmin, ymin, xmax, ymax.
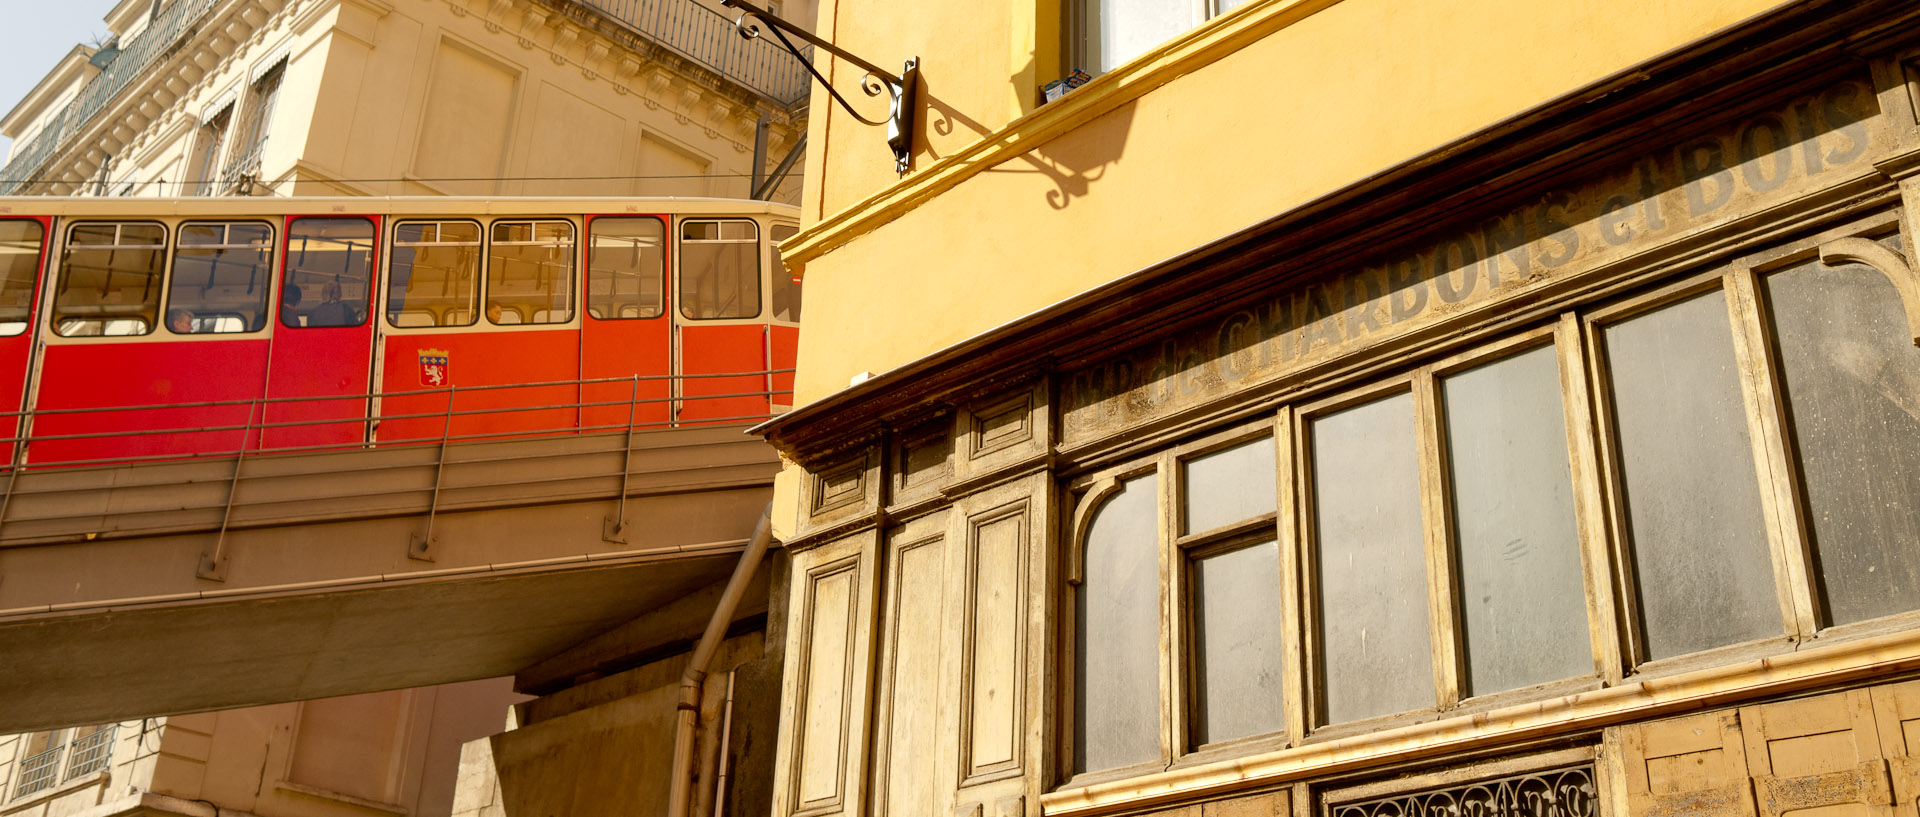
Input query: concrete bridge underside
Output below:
<box><xmin>0</xmin><ymin>425</ymin><xmax>779</xmax><ymax>733</ymax></box>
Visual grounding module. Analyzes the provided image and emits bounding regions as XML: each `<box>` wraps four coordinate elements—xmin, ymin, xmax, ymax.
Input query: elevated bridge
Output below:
<box><xmin>0</xmin><ymin>379</ymin><xmax>782</xmax><ymax>733</ymax></box>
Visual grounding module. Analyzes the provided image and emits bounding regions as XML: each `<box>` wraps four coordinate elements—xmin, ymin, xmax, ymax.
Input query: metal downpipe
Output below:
<box><xmin>668</xmin><ymin>502</ymin><xmax>775</xmax><ymax>817</ymax></box>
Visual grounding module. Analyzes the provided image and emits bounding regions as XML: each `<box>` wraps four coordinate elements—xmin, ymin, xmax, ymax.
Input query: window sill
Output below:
<box><xmin>275</xmin><ymin>780</ymin><xmax>409</xmax><ymax>816</ymax></box>
<box><xmin>1041</xmin><ymin>622</ymin><xmax>1920</xmax><ymax>817</ymax></box>
<box><xmin>777</xmin><ymin>0</ymin><xmax>1352</xmax><ymax>274</ymax></box>
<box><xmin>3</xmin><ymin>770</ymin><xmax>108</xmax><ymax>814</ymax></box>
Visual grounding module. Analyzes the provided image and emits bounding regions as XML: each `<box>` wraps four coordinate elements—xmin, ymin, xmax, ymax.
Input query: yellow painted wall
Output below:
<box><xmin>790</xmin><ymin>0</ymin><xmax>1792</xmax><ymax>403</ymax></box>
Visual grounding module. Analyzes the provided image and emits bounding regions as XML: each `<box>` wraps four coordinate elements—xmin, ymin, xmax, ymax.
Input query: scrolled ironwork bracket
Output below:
<box><xmin>725</xmin><ymin>0</ymin><xmax>918</xmax><ymax>174</ymax></box>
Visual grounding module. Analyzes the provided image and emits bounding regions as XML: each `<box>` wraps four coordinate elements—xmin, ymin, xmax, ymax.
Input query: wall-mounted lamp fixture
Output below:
<box><xmin>724</xmin><ymin>0</ymin><xmax>919</xmax><ymax>174</ymax></box>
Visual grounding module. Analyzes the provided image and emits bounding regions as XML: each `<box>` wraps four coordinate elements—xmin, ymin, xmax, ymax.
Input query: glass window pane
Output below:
<box><xmin>55</xmin><ymin>222</ymin><xmax>165</xmax><ymax>337</ymax></box>
<box><xmin>1083</xmin><ymin>0</ymin><xmax>1194</xmax><ymax>73</ymax></box>
<box><xmin>1182</xmin><ymin>436</ymin><xmax>1276</xmax><ymax>535</ymax></box>
<box><xmin>387</xmin><ymin>221</ymin><xmax>479</xmax><ymax>327</ymax></box>
<box><xmin>770</xmin><ymin>224</ymin><xmax>800</xmax><ymax>322</ymax></box>
<box><xmin>1441</xmin><ymin>345</ymin><xmax>1590</xmax><ymax>696</ymax></box>
<box><xmin>1310</xmin><ymin>392</ymin><xmax>1432</xmax><ymax>724</ymax></box>
<box><xmin>679</xmin><ymin>219</ymin><xmax>760</xmax><ymax>320</ymax></box>
<box><xmin>1190</xmin><ymin>539</ymin><xmax>1283</xmax><ymax>746</ymax></box>
<box><xmin>1604</xmin><ymin>289</ymin><xmax>1778</xmax><ymax>660</ymax></box>
<box><xmin>167</xmin><ymin>222</ymin><xmax>273</xmax><ymax>334</ymax></box>
<box><xmin>1075</xmin><ymin>473</ymin><xmax>1161</xmax><ymax>774</ymax></box>
<box><xmin>1765</xmin><ymin>253</ymin><xmax>1920</xmax><ymax>625</ymax></box>
<box><xmin>589</xmin><ymin>217</ymin><xmax>665</xmax><ymax>320</ymax></box>
<box><xmin>487</xmin><ymin>220</ymin><xmax>574</xmax><ymax>325</ymax></box>
<box><xmin>0</xmin><ymin>220</ymin><xmax>45</xmax><ymax>336</ymax></box>
<box><xmin>282</xmin><ymin>218</ymin><xmax>373</xmax><ymax>328</ymax></box>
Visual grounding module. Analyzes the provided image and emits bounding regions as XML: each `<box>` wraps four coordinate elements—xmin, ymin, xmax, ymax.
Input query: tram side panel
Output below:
<box><xmin>31</xmin><ymin>220</ymin><xmax>272</xmax><ymax>464</ymax></box>
<box><xmin>263</xmin><ymin>215</ymin><xmax>381</xmax><ymax>450</ymax></box>
<box><xmin>374</xmin><ymin>218</ymin><xmax>581</xmax><ymax>443</ymax></box>
<box><xmin>0</xmin><ymin>217</ymin><xmax>50</xmax><ymax>465</ymax></box>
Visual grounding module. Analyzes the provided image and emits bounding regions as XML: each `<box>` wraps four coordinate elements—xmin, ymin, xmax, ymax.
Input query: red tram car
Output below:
<box><xmin>0</xmin><ymin>197</ymin><xmax>802</xmax><ymax>465</ymax></box>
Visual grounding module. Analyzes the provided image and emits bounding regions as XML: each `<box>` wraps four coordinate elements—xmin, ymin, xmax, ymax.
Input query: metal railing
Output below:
<box><xmin>578</xmin><ymin>0</ymin><xmax>812</xmax><ymax>107</ymax></box>
<box><xmin>62</xmin><ymin>726</ymin><xmax>115</xmax><ymax>781</ymax></box>
<box><xmin>0</xmin><ymin>367</ymin><xmax>793</xmax><ymax>472</ymax></box>
<box><xmin>12</xmin><ymin>744</ymin><xmax>61</xmax><ymax>800</ymax></box>
<box><xmin>0</xmin><ymin>0</ymin><xmax>217</xmax><ymax>194</ymax></box>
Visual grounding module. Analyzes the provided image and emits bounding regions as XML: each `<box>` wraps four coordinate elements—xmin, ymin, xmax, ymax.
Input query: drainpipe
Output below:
<box><xmin>668</xmin><ymin>502</ymin><xmax>775</xmax><ymax>817</ymax></box>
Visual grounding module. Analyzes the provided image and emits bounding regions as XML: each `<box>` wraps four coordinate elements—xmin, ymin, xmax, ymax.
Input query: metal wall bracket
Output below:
<box><xmin>725</xmin><ymin>0</ymin><xmax>918</xmax><ymax>174</ymax></box>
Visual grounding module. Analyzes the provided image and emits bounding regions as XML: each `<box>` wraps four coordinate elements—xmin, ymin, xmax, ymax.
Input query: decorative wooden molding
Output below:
<box><xmin>1818</xmin><ymin>236</ymin><xmax>1920</xmax><ymax>345</ymax></box>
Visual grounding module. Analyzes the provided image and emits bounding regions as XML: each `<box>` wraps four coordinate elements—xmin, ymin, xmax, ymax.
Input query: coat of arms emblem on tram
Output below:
<box><xmin>418</xmin><ymin>349</ymin><xmax>451</xmax><ymax>387</ymax></box>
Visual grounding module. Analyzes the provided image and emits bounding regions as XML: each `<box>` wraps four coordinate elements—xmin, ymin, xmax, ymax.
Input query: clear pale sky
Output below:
<box><xmin>0</xmin><ymin>1</ymin><xmax>122</xmax><ymax>157</ymax></box>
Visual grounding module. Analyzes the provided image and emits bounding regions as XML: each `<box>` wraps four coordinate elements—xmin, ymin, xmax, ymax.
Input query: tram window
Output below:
<box><xmin>587</xmin><ymin>217</ymin><xmax>664</xmax><ymax>320</ymax></box>
<box><xmin>769</xmin><ymin>223</ymin><xmax>800</xmax><ymax>322</ymax></box>
<box><xmin>282</xmin><ymin>218</ymin><xmax>374</xmax><ymax>328</ymax></box>
<box><xmin>679</xmin><ymin>219</ymin><xmax>760</xmax><ymax>320</ymax></box>
<box><xmin>54</xmin><ymin>222</ymin><xmax>166</xmax><ymax>337</ymax></box>
<box><xmin>487</xmin><ymin>220</ymin><xmax>574</xmax><ymax>325</ymax></box>
<box><xmin>0</xmin><ymin>220</ymin><xmax>45</xmax><ymax>336</ymax></box>
<box><xmin>388</xmin><ymin>221</ymin><xmax>480</xmax><ymax>328</ymax></box>
<box><xmin>166</xmin><ymin>222</ymin><xmax>273</xmax><ymax>334</ymax></box>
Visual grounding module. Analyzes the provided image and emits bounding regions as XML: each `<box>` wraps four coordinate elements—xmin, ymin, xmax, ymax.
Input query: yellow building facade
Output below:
<box><xmin>762</xmin><ymin>2</ymin><xmax>1920</xmax><ymax>817</ymax></box>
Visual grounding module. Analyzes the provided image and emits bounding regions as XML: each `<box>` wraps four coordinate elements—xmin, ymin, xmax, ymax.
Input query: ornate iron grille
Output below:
<box><xmin>1332</xmin><ymin>765</ymin><xmax>1596</xmax><ymax>817</ymax></box>
<box><xmin>62</xmin><ymin>725</ymin><xmax>116</xmax><ymax>780</ymax></box>
<box><xmin>12</xmin><ymin>744</ymin><xmax>61</xmax><ymax>799</ymax></box>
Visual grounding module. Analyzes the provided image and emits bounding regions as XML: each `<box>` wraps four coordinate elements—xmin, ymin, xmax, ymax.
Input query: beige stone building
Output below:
<box><xmin>0</xmin><ymin>0</ymin><xmax>811</xmax><ymax>201</ymax></box>
<box><xmin>0</xmin><ymin>680</ymin><xmax>513</xmax><ymax>817</ymax></box>
<box><xmin>0</xmin><ymin>0</ymin><xmax>815</xmax><ymax>815</ymax></box>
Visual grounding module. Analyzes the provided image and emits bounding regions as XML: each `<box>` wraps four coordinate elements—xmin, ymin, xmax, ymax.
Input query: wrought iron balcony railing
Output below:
<box><xmin>578</xmin><ymin>0</ymin><xmax>812</xmax><ymax>107</ymax></box>
<box><xmin>12</xmin><ymin>744</ymin><xmax>61</xmax><ymax>800</ymax></box>
<box><xmin>0</xmin><ymin>0</ymin><xmax>218</xmax><ymax>195</ymax></box>
<box><xmin>62</xmin><ymin>725</ymin><xmax>116</xmax><ymax>781</ymax></box>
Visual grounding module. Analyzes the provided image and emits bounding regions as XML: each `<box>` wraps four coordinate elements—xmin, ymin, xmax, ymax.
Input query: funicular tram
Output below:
<box><xmin>0</xmin><ymin>197</ymin><xmax>802</xmax><ymax>465</ymax></box>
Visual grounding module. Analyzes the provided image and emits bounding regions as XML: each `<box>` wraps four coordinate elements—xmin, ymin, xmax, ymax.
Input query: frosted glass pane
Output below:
<box><xmin>1182</xmin><ymin>437</ymin><xmax>1276</xmax><ymax>534</ymax></box>
<box><xmin>1311</xmin><ymin>393</ymin><xmax>1433</xmax><ymax>724</ymax></box>
<box><xmin>1190</xmin><ymin>540</ymin><xmax>1283</xmax><ymax>745</ymax></box>
<box><xmin>1766</xmin><ymin>255</ymin><xmax>1920</xmax><ymax>625</ymax></box>
<box><xmin>1085</xmin><ymin>0</ymin><xmax>1194</xmax><ymax>72</ymax></box>
<box><xmin>1075</xmin><ymin>474</ymin><xmax>1161</xmax><ymax>773</ymax></box>
<box><xmin>1605</xmin><ymin>290</ymin><xmax>1778</xmax><ymax>660</ymax></box>
<box><xmin>1442</xmin><ymin>346</ymin><xmax>1591</xmax><ymax>696</ymax></box>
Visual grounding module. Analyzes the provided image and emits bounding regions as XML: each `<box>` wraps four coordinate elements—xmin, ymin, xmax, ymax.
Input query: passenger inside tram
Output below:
<box><xmin>308</xmin><ymin>282</ymin><xmax>360</xmax><ymax>327</ymax></box>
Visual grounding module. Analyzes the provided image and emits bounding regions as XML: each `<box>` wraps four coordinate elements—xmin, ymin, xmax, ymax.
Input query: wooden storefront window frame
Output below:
<box><xmin>1058</xmin><ymin>419</ymin><xmax>1283</xmax><ymax>787</ymax></box>
<box><xmin>1580</xmin><ymin>265</ymin><xmax>1808</xmax><ymax>675</ymax></box>
<box><xmin>1052</xmin><ymin>205</ymin><xmax>1920</xmax><ymax>792</ymax></box>
<box><xmin>1723</xmin><ymin>210</ymin><xmax>1920</xmax><ymax>648</ymax></box>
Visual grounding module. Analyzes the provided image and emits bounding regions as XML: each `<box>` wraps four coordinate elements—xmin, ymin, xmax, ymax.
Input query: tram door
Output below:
<box><xmin>0</xmin><ymin>218</ymin><xmax>49</xmax><ymax>464</ymax></box>
<box><xmin>32</xmin><ymin>220</ymin><xmax>276</xmax><ymax>463</ymax></box>
<box><xmin>767</xmin><ymin>223</ymin><xmax>801</xmax><ymax>411</ymax></box>
<box><xmin>262</xmin><ymin>216</ymin><xmax>379</xmax><ymax>450</ymax></box>
<box><xmin>675</xmin><ymin>218</ymin><xmax>770</xmax><ymax>424</ymax></box>
<box><xmin>579</xmin><ymin>215</ymin><xmax>674</xmax><ymax>431</ymax></box>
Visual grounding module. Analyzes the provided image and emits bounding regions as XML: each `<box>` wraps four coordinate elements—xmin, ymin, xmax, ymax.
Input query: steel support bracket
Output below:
<box><xmin>725</xmin><ymin>0</ymin><xmax>918</xmax><ymax>174</ymax></box>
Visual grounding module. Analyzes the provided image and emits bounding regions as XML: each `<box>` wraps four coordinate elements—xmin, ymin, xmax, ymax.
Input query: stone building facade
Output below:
<box><xmin>759</xmin><ymin>2</ymin><xmax>1920</xmax><ymax>817</ymax></box>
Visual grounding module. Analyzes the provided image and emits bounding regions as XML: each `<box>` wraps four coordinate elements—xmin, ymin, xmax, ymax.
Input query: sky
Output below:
<box><xmin>0</xmin><ymin>1</ymin><xmax>121</xmax><ymax>157</ymax></box>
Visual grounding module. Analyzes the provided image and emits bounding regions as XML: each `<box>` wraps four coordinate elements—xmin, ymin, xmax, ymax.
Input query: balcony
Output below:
<box><xmin>577</xmin><ymin>0</ymin><xmax>812</xmax><ymax>106</ymax></box>
<box><xmin>0</xmin><ymin>0</ymin><xmax>218</xmax><ymax>195</ymax></box>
